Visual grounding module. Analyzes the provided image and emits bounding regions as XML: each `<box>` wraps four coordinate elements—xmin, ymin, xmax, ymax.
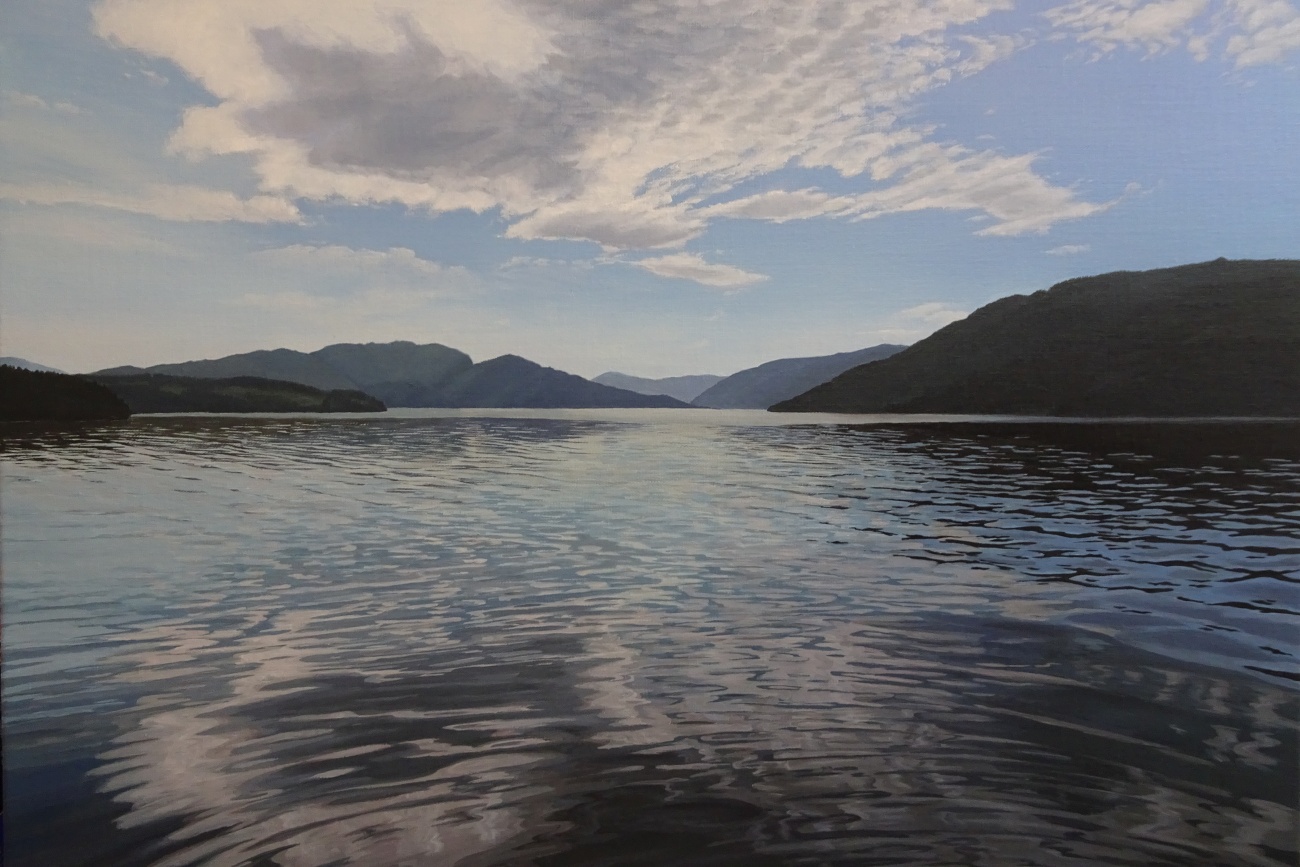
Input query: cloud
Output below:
<box><xmin>1046</xmin><ymin>243</ymin><xmax>1092</xmax><ymax>254</ymax></box>
<box><xmin>93</xmin><ymin>0</ymin><xmax>1114</xmax><ymax>251</ymax></box>
<box><xmin>1046</xmin><ymin>0</ymin><xmax>1210</xmax><ymax>56</ymax></box>
<box><xmin>235</xmin><ymin>286</ymin><xmax>444</xmax><ymax>315</ymax></box>
<box><xmin>245</xmin><ymin>244</ymin><xmax>478</xmax><ymax>303</ymax></box>
<box><xmin>231</xmin><ymin>245</ymin><xmax>476</xmax><ymax>337</ymax></box>
<box><xmin>703</xmin><ymin>189</ymin><xmax>848</xmax><ymax>223</ymax></box>
<box><xmin>630</xmin><ymin>252</ymin><xmax>768</xmax><ymax>289</ymax></box>
<box><xmin>847</xmin><ymin>300</ymin><xmax>971</xmax><ymax>345</ymax></box>
<box><xmin>498</xmin><ymin>255</ymin><xmax>595</xmax><ymax>271</ymax></box>
<box><xmin>896</xmin><ymin>301</ymin><xmax>970</xmax><ymax>326</ymax></box>
<box><xmin>255</xmin><ymin>244</ymin><xmax>460</xmax><ymax>277</ymax></box>
<box><xmin>1046</xmin><ymin>0</ymin><xmax>1300</xmax><ymax>66</ymax></box>
<box><xmin>248</xmin><ymin>244</ymin><xmax>478</xmax><ymax>298</ymax></box>
<box><xmin>849</xmin><ymin>146</ymin><xmax>1118</xmax><ymax>235</ymax></box>
<box><xmin>0</xmin><ymin>181</ymin><xmax>301</xmax><ymax>223</ymax></box>
<box><xmin>5</xmin><ymin>90</ymin><xmax>83</xmax><ymax>114</ymax></box>
<box><xmin>1225</xmin><ymin>0</ymin><xmax>1300</xmax><ymax>65</ymax></box>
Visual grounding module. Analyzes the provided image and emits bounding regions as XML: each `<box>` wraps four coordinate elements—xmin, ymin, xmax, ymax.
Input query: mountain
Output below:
<box><xmin>95</xmin><ymin>341</ymin><xmax>685</xmax><ymax>408</ymax></box>
<box><xmin>95</xmin><ymin>341</ymin><xmax>473</xmax><ymax>402</ymax></box>
<box><xmin>1</xmin><ymin>365</ymin><xmax>130</xmax><ymax>422</ymax></box>
<box><xmin>303</xmin><ymin>342</ymin><xmax>473</xmax><ymax>406</ymax></box>
<box><xmin>88</xmin><ymin>373</ymin><xmax>385</xmax><ymax>414</ymax></box>
<box><xmin>0</xmin><ymin>356</ymin><xmax>64</xmax><ymax>373</ymax></box>
<box><xmin>691</xmin><ymin>345</ymin><xmax>907</xmax><ymax>409</ymax></box>
<box><xmin>427</xmin><ymin>355</ymin><xmax>691</xmax><ymax>408</ymax></box>
<box><xmin>772</xmin><ymin>259</ymin><xmax>1300</xmax><ymax>416</ymax></box>
<box><xmin>593</xmin><ymin>372</ymin><xmax>724</xmax><ymax>402</ymax></box>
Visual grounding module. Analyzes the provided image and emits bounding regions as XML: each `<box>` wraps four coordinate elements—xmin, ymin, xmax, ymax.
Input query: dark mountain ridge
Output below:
<box><xmin>1</xmin><ymin>365</ymin><xmax>130</xmax><ymax>422</ymax></box>
<box><xmin>87</xmin><ymin>373</ymin><xmax>385</xmax><ymax>414</ymax></box>
<box><xmin>773</xmin><ymin>259</ymin><xmax>1300</xmax><ymax>416</ymax></box>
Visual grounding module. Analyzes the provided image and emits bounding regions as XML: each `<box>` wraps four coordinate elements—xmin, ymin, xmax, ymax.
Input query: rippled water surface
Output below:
<box><xmin>4</xmin><ymin>410</ymin><xmax>1298</xmax><ymax>866</ymax></box>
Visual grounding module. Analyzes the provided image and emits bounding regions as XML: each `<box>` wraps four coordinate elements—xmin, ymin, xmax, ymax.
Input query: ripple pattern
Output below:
<box><xmin>4</xmin><ymin>412</ymin><xmax>1297</xmax><ymax>867</ymax></box>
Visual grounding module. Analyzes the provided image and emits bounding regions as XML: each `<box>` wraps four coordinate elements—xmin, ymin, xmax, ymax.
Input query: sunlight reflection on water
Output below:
<box><xmin>4</xmin><ymin>411</ymin><xmax>1298</xmax><ymax>866</ymax></box>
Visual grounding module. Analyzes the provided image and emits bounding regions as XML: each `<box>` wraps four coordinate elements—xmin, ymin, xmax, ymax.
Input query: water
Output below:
<box><xmin>4</xmin><ymin>410</ymin><xmax>1298</xmax><ymax>867</ymax></box>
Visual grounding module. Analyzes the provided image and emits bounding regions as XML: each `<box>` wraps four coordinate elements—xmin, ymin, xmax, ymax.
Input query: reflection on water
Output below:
<box><xmin>4</xmin><ymin>412</ymin><xmax>1298</xmax><ymax>866</ymax></box>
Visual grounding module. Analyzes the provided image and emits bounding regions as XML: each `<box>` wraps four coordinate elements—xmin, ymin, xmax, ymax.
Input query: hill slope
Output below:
<box><xmin>692</xmin><ymin>345</ymin><xmax>907</xmax><ymax>409</ymax></box>
<box><xmin>1</xmin><ymin>366</ymin><xmax>130</xmax><ymax>422</ymax></box>
<box><xmin>95</xmin><ymin>341</ymin><xmax>473</xmax><ymax>400</ymax></box>
<box><xmin>88</xmin><ymin>374</ymin><xmax>385</xmax><ymax>414</ymax></box>
<box><xmin>593</xmin><ymin>372</ymin><xmax>724</xmax><ymax>402</ymax></box>
<box><xmin>428</xmin><ymin>356</ymin><xmax>692</xmax><ymax>408</ymax></box>
<box><xmin>0</xmin><ymin>356</ymin><xmax>64</xmax><ymax>373</ymax></box>
<box><xmin>773</xmin><ymin>259</ymin><xmax>1300</xmax><ymax>416</ymax></box>
<box><xmin>95</xmin><ymin>341</ymin><xmax>684</xmax><ymax>408</ymax></box>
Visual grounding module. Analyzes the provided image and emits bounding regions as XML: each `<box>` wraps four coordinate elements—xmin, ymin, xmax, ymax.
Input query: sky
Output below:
<box><xmin>1</xmin><ymin>0</ymin><xmax>1296</xmax><ymax>378</ymax></box>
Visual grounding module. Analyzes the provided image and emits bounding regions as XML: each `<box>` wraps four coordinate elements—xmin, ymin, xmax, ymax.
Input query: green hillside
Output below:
<box><xmin>88</xmin><ymin>374</ymin><xmax>385</xmax><ymax>414</ymax></box>
<box><xmin>773</xmin><ymin>259</ymin><xmax>1300</xmax><ymax>417</ymax></box>
<box><xmin>1</xmin><ymin>366</ymin><xmax>131</xmax><ymax>422</ymax></box>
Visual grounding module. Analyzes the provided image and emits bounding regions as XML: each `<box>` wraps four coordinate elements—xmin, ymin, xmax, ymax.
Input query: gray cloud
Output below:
<box><xmin>95</xmin><ymin>0</ymin><xmax>1130</xmax><ymax>252</ymax></box>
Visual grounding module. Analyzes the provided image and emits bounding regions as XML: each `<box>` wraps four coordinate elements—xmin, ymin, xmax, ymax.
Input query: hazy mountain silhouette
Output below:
<box><xmin>0</xmin><ymin>356</ymin><xmax>64</xmax><ymax>373</ymax></box>
<box><xmin>773</xmin><ymin>259</ymin><xmax>1300</xmax><ymax>416</ymax></box>
<box><xmin>95</xmin><ymin>341</ymin><xmax>472</xmax><ymax>401</ymax></box>
<box><xmin>1</xmin><ymin>366</ymin><xmax>129</xmax><ymax>421</ymax></box>
<box><xmin>593</xmin><ymin>372</ymin><xmax>724</xmax><ymax>402</ymax></box>
<box><xmin>94</xmin><ymin>342</ymin><xmax>686</xmax><ymax>408</ymax></box>
<box><xmin>692</xmin><ymin>345</ymin><xmax>907</xmax><ymax>409</ymax></box>
<box><xmin>427</xmin><ymin>356</ymin><xmax>690</xmax><ymax>408</ymax></box>
<box><xmin>88</xmin><ymin>374</ymin><xmax>385</xmax><ymax>414</ymax></box>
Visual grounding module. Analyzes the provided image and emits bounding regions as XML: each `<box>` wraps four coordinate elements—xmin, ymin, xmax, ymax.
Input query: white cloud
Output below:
<box><xmin>228</xmin><ymin>245</ymin><xmax>477</xmax><ymax>340</ymax></box>
<box><xmin>1046</xmin><ymin>243</ymin><xmax>1092</xmax><ymax>254</ymax></box>
<box><xmin>630</xmin><ymin>252</ymin><xmax>768</xmax><ymax>290</ymax></box>
<box><xmin>0</xmin><ymin>181</ymin><xmax>301</xmax><ymax>223</ymax></box>
<box><xmin>235</xmin><ymin>285</ymin><xmax>445</xmax><ymax>315</ymax></box>
<box><xmin>0</xmin><ymin>205</ymin><xmax>184</xmax><ymax>254</ymax></box>
<box><xmin>846</xmin><ymin>300</ymin><xmax>971</xmax><ymax>345</ymax></box>
<box><xmin>703</xmin><ymin>189</ymin><xmax>848</xmax><ymax>223</ymax></box>
<box><xmin>1225</xmin><ymin>0</ymin><xmax>1300</xmax><ymax>65</ymax></box>
<box><xmin>4</xmin><ymin>90</ymin><xmax>83</xmax><ymax>114</ymax></box>
<box><xmin>896</xmin><ymin>301</ymin><xmax>971</xmax><ymax>326</ymax></box>
<box><xmin>498</xmin><ymin>255</ymin><xmax>595</xmax><ymax>271</ymax></box>
<box><xmin>1046</xmin><ymin>0</ymin><xmax>1210</xmax><ymax>56</ymax></box>
<box><xmin>255</xmin><ymin>244</ymin><xmax>459</xmax><ymax>277</ymax></box>
<box><xmin>92</xmin><ymin>0</ymin><xmax>1114</xmax><ymax>251</ymax></box>
<box><xmin>1046</xmin><ymin>0</ymin><xmax>1300</xmax><ymax>66</ymax></box>
<box><xmin>246</xmin><ymin>244</ymin><xmax>478</xmax><ymax>303</ymax></box>
<box><xmin>848</xmin><ymin>146</ymin><xmax>1118</xmax><ymax>235</ymax></box>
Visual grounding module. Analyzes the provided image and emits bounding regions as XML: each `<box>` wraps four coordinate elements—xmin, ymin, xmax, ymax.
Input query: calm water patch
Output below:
<box><xmin>4</xmin><ymin>411</ymin><xmax>1298</xmax><ymax>866</ymax></box>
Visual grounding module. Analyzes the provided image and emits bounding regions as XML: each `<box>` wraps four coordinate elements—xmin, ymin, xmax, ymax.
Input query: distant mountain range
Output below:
<box><xmin>96</xmin><ymin>342</ymin><xmax>471</xmax><ymax>402</ymax></box>
<box><xmin>421</xmin><ymin>355</ymin><xmax>689</xmax><ymax>408</ymax></box>
<box><xmin>0</xmin><ymin>356</ymin><xmax>64</xmax><ymax>373</ymax></box>
<box><xmin>96</xmin><ymin>342</ymin><xmax>690</xmax><ymax>409</ymax></box>
<box><xmin>592</xmin><ymin>372</ymin><xmax>724</xmax><ymax>402</ymax></box>
<box><xmin>773</xmin><ymin>259</ymin><xmax>1300</xmax><ymax>417</ymax></box>
<box><xmin>691</xmin><ymin>345</ymin><xmax>907</xmax><ymax>409</ymax></box>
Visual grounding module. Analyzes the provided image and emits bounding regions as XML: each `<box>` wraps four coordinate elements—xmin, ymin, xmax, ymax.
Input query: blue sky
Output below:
<box><xmin>2</xmin><ymin>0</ymin><xmax>1296</xmax><ymax>377</ymax></box>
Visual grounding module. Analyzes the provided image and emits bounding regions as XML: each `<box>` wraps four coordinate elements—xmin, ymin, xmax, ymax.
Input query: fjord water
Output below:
<box><xmin>4</xmin><ymin>410</ymin><xmax>1298</xmax><ymax>867</ymax></box>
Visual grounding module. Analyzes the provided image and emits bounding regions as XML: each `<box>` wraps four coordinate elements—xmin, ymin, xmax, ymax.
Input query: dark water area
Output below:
<box><xmin>3</xmin><ymin>411</ymin><xmax>1298</xmax><ymax>866</ymax></box>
